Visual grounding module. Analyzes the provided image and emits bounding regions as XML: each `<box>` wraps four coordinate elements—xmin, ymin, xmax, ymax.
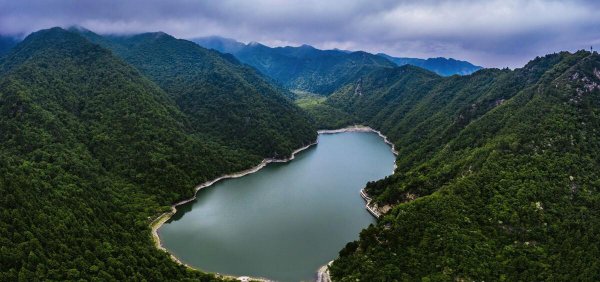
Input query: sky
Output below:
<box><xmin>1</xmin><ymin>0</ymin><xmax>599</xmax><ymax>68</ymax></box>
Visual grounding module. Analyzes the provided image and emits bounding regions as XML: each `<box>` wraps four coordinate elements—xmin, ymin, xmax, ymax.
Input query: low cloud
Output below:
<box><xmin>1</xmin><ymin>0</ymin><xmax>598</xmax><ymax>67</ymax></box>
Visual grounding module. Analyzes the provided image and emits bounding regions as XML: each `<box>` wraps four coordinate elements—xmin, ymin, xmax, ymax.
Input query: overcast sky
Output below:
<box><xmin>1</xmin><ymin>0</ymin><xmax>599</xmax><ymax>68</ymax></box>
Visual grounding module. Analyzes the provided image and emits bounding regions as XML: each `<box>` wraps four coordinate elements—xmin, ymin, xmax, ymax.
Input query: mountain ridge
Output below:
<box><xmin>75</xmin><ymin>29</ymin><xmax>316</xmax><ymax>157</ymax></box>
<box><xmin>194</xmin><ymin>35</ymin><xmax>482</xmax><ymax>88</ymax></box>
<box><xmin>0</xmin><ymin>27</ymin><xmax>315</xmax><ymax>281</ymax></box>
<box><xmin>377</xmin><ymin>52</ymin><xmax>483</xmax><ymax>76</ymax></box>
<box><xmin>314</xmin><ymin>50</ymin><xmax>600</xmax><ymax>281</ymax></box>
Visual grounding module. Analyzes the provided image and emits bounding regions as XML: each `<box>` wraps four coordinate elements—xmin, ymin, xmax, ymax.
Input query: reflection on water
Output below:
<box><xmin>158</xmin><ymin>132</ymin><xmax>396</xmax><ymax>281</ymax></box>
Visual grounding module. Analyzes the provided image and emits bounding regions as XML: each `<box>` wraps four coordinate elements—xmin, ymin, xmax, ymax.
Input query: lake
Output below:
<box><xmin>158</xmin><ymin>131</ymin><xmax>396</xmax><ymax>281</ymax></box>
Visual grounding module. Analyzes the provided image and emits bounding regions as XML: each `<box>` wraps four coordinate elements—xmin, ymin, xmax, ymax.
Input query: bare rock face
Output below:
<box><xmin>354</xmin><ymin>78</ymin><xmax>363</xmax><ymax>96</ymax></box>
<box><xmin>568</xmin><ymin>69</ymin><xmax>600</xmax><ymax>104</ymax></box>
<box><xmin>571</xmin><ymin>72</ymin><xmax>580</xmax><ymax>81</ymax></box>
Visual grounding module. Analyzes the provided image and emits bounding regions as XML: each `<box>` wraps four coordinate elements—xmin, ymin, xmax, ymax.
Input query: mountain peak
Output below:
<box><xmin>299</xmin><ymin>44</ymin><xmax>315</xmax><ymax>49</ymax></box>
<box><xmin>2</xmin><ymin>27</ymin><xmax>103</xmax><ymax>69</ymax></box>
<box><xmin>248</xmin><ymin>41</ymin><xmax>265</xmax><ymax>47</ymax></box>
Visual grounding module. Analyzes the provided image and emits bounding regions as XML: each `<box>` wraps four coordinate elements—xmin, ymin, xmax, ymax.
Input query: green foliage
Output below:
<box><xmin>77</xmin><ymin>29</ymin><xmax>316</xmax><ymax>158</ymax></box>
<box><xmin>194</xmin><ymin>38</ymin><xmax>397</xmax><ymax>95</ymax></box>
<box><xmin>4</xmin><ymin>26</ymin><xmax>600</xmax><ymax>281</ymax></box>
<box><xmin>294</xmin><ymin>93</ymin><xmax>355</xmax><ymax>129</ymax></box>
<box><xmin>327</xmin><ymin>51</ymin><xmax>600</xmax><ymax>281</ymax></box>
<box><xmin>0</xmin><ymin>27</ymin><xmax>314</xmax><ymax>281</ymax></box>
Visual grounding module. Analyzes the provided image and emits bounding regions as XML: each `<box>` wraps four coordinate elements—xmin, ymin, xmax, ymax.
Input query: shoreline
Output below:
<box><xmin>316</xmin><ymin>260</ymin><xmax>333</xmax><ymax>282</ymax></box>
<box><xmin>149</xmin><ymin>141</ymin><xmax>317</xmax><ymax>281</ymax></box>
<box><xmin>319</xmin><ymin>125</ymin><xmax>398</xmax><ymax>219</ymax></box>
<box><xmin>149</xmin><ymin>125</ymin><xmax>397</xmax><ymax>281</ymax></box>
<box><xmin>318</xmin><ymin>124</ymin><xmax>398</xmax><ymax>158</ymax></box>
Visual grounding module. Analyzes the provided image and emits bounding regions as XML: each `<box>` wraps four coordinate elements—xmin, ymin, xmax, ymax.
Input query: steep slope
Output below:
<box><xmin>78</xmin><ymin>30</ymin><xmax>316</xmax><ymax>157</ymax></box>
<box><xmin>193</xmin><ymin>37</ymin><xmax>396</xmax><ymax>95</ymax></box>
<box><xmin>326</xmin><ymin>51</ymin><xmax>600</xmax><ymax>280</ymax></box>
<box><xmin>378</xmin><ymin>53</ymin><xmax>483</xmax><ymax>76</ymax></box>
<box><xmin>0</xmin><ymin>27</ymin><xmax>286</xmax><ymax>281</ymax></box>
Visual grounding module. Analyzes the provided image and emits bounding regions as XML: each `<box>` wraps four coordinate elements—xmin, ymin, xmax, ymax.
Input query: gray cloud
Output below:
<box><xmin>1</xmin><ymin>0</ymin><xmax>598</xmax><ymax>67</ymax></box>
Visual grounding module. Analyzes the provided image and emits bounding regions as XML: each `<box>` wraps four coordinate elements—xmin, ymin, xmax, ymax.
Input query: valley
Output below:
<box><xmin>1</xmin><ymin>20</ymin><xmax>599</xmax><ymax>282</ymax></box>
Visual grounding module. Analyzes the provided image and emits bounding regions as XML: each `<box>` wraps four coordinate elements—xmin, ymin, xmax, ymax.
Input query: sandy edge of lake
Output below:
<box><xmin>149</xmin><ymin>125</ymin><xmax>397</xmax><ymax>281</ymax></box>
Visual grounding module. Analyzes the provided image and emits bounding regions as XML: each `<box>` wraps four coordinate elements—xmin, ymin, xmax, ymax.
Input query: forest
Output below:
<box><xmin>1</xmin><ymin>25</ymin><xmax>600</xmax><ymax>281</ymax></box>
<box><xmin>319</xmin><ymin>51</ymin><xmax>600</xmax><ymax>281</ymax></box>
<box><xmin>0</xmin><ymin>27</ymin><xmax>315</xmax><ymax>281</ymax></box>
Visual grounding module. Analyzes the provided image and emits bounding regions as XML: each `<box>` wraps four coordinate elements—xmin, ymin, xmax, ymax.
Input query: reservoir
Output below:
<box><xmin>158</xmin><ymin>131</ymin><xmax>396</xmax><ymax>281</ymax></box>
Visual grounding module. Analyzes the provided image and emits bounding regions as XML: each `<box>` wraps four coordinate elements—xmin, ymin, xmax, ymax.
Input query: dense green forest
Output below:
<box><xmin>194</xmin><ymin>37</ymin><xmax>397</xmax><ymax>95</ymax></box>
<box><xmin>194</xmin><ymin>36</ymin><xmax>483</xmax><ymax>91</ymax></box>
<box><xmin>0</xmin><ymin>27</ymin><xmax>315</xmax><ymax>281</ymax></box>
<box><xmin>321</xmin><ymin>51</ymin><xmax>600</xmax><ymax>280</ymax></box>
<box><xmin>74</xmin><ymin>28</ymin><xmax>316</xmax><ymax>158</ymax></box>
<box><xmin>2</xmin><ymin>25</ymin><xmax>600</xmax><ymax>282</ymax></box>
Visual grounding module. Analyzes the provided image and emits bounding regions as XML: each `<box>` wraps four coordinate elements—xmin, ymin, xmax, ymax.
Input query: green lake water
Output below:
<box><xmin>158</xmin><ymin>131</ymin><xmax>396</xmax><ymax>281</ymax></box>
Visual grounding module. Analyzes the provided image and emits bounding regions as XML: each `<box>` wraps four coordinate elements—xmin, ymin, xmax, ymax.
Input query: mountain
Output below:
<box><xmin>76</xmin><ymin>29</ymin><xmax>316</xmax><ymax>157</ymax></box>
<box><xmin>193</xmin><ymin>36</ymin><xmax>483</xmax><ymax>94</ymax></box>
<box><xmin>378</xmin><ymin>53</ymin><xmax>483</xmax><ymax>76</ymax></box>
<box><xmin>316</xmin><ymin>51</ymin><xmax>600</xmax><ymax>280</ymax></box>
<box><xmin>0</xmin><ymin>27</ymin><xmax>314</xmax><ymax>281</ymax></box>
<box><xmin>0</xmin><ymin>35</ymin><xmax>20</xmax><ymax>57</ymax></box>
<box><xmin>193</xmin><ymin>35</ymin><xmax>247</xmax><ymax>54</ymax></box>
<box><xmin>4</xmin><ymin>26</ymin><xmax>599</xmax><ymax>281</ymax></box>
<box><xmin>193</xmin><ymin>36</ymin><xmax>396</xmax><ymax>95</ymax></box>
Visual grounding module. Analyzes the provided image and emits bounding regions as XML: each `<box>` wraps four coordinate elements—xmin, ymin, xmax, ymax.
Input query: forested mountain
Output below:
<box><xmin>316</xmin><ymin>51</ymin><xmax>600</xmax><ymax>280</ymax></box>
<box><xmin>378</xmin><ymin>53</ymin><xmax>483</xmax><ymax>76</ymax></box>
<box><xmin>75</xmin><ymin>29</ymin><xmax>316</xmax><ymax>157</ymax></box>
<box><xmin>0</xmin><ymin>27</ymin><xmax>314</xmax><ymax>281</ymax></box>
<box><xmin>3</xmin><ymin>25</ymin><xmax>599</xmax><ymax>282</ymax></box>
<box><xmin>193</xmin><ymin>36</ymin><xmax>396</xmax><ymax>95</ymax></box>
<box><xmin>194</xmin><ymin>36</ymin><xmax>483</xmax><ymax>93</ymax></box>
<box><xmin>0</xmin><ymin>35</ymin><xmax>20</xmax><ymax>57</ymax></box>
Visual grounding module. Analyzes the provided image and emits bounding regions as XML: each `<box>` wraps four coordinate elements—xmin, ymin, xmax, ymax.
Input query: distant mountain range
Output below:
<box><xmin>194</xmin><ymin>36</ymin><xmax>396</xmax><ymax>95</ymax></box>
<box><xmin>0</xmin><ymin>33</ymin><xmax>484</xmax><ymax>95</ymax></box>
<box><xmin>193</xmin><ymin>36</ymin><xmax>483</xmax><ymax>95</ymax></box>
<box><xmin>377</xmin><ymin>53</ymin><xmax>483</xmax><ymax>76</ymax></box>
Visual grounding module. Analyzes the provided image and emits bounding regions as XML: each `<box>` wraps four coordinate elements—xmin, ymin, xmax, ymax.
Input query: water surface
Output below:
<box><xmin>159</xmin><ymin>132</ymin><xmax>396</xmax><ymax>281</ymax></box>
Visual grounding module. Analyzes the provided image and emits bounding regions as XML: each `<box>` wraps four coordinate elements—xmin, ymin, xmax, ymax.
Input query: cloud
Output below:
<box><xmin>0</xmin><ymin>0</ymin><xmax>598</xmax><ymax>67</ymax></box>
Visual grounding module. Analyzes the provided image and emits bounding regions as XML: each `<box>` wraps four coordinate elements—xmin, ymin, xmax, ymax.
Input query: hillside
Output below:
<box><xmin>378</xmin><ymin>53</ymin><xmax>483</xmax><ymax>76</ymax></box>
<box><xmin>76</xmin><ymin>29</ymin><xmax>316</xmax><ymax>157</ymax></box>
<box><xmin>193</xmin><ymin>36</ymin><xmax>396</xmax><ymax>95</ymax></box>
<box><xmin>194</xmin><ymin>36</ymin><xmax>483</xmax><ymax>94</ymax></box>
<box><xmin>4</xmin><ymin>26</ymin><xmax>599</xmax><ymax>281</ymax></box>
<box><xmin>322</xmin><ymin>51</ymin><xmax>600</xmax><ymax>280</ymax></box>
<box><xmin>0</xmin><ymin>27</ymin><xmax>314</xmax><ymax>281</ymax></box>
